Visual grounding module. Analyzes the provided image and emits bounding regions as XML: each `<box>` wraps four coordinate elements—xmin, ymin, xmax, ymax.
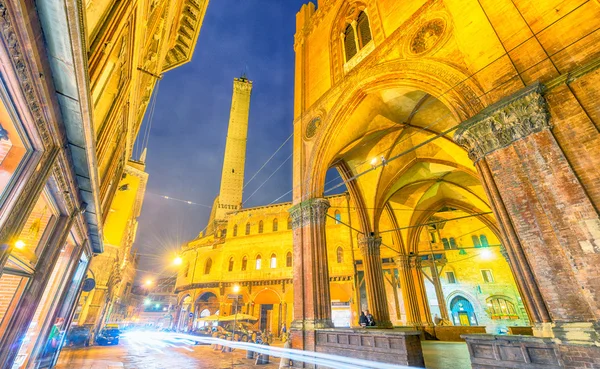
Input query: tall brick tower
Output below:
<box><xmin>214</xmin><ymin>76</ymin><xmax>252</xmax><ymax>223</ymax></box>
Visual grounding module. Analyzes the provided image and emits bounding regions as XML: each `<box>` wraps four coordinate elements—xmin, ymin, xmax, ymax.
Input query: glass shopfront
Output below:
<box><xmin>0</xmin><ymin>258</ymin><xmax>31</xmax><ymax>338</ymax></box>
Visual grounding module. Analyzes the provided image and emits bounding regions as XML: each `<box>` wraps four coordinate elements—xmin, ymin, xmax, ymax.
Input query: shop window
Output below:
<box><xmin>233</xmin><ymin>225</ymin><xmax>237</xmax><ymax>237</ymax></box>
<box><xmin>472</xmin><ymin>235</ymin><xmax>482</xmax><ymax>248</ymax></box>
<box><xmin>287</xmin><ymin>217</ymin><xmax>292</xmax><ymax>230</ymax></box>
<box><xmin>245</xmin><ymin>222</ymin><xmax>250</xmax><ymax>235</ymax></box>
<box><xmin>334</xmin><ymin>210</ymin><xmax>341</xmax><ymax>224</ymax></box>
<box><xmin>336</xmin><ymin>247</ymin><xmax>344</xmax><ymax>263</ymax></box>
<box><xmin>255</xmin><ymin>255</ymin><xmax>262</xmax><ymax>270</ymax></box>
<box><xmin>270</xmin><ymin>254</ymin><xmax>277</xmax><ymax>268</ymax></box>
<box><xmin>272</xmin><ymin>218</ymin><xmax>278</xmax><ymax>232</ymax></box>
<box><xmin>481</xmin><ymin>269</ymin><xmax>494</xmax><ymax>283</ymax></box>
<box><xmin>286</xmin><ymin>252</ymin><xmax>292</xmax><ymax>267</ymax></box>
<box><xmin>204</xmin><ymin>258</ymin><xmax>212</xmax><ymax>275</ymax></box>
<box><xmin>487</xmin><ymin>297</ymin><xmax>518</xmax><ymax>320</ymax></box>
<box><xmin>446</xmin><ymin>271</ymin><xmax>457</xmax><ymax>284</ymax></box>
<box><xmin>241</xmin><ymin>256</ymin><xmax>248</xmax><ymax>271</ymax></box>
<box><xmin>480</xmin><ymin>234</ymin><xmax>489</xmax><ymax>247</ymax></box>
<box><xmin>228</xmin><ymin>257</ymin><xmax>234</xmax><ymax>272</ymax></box>
<box><xmin>258</xmin><ymin>220</ymin><xmax>264</xmax><ymax>234</ymax></box>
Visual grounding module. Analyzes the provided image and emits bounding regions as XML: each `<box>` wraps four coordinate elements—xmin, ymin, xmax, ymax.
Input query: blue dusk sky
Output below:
<box><xmin>133</xmin><ymin>0</ymin><xmax>320</xmax><ymax>276</ymax></box>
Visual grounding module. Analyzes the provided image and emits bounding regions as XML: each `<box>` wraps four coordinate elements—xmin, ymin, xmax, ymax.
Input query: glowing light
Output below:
<box><xmin>480</xmin><ymin>249</ymin><xmax>493</xmax><ymax>259</ymax></box>
<box><xmin>370</xmin><ymin>157</ymin><xmax>378</xmax><ymax>167</ymax></box>
<box><xmin>173</xmin><ymin>256</ymin><xmax>183</xmax><ymax>266</ymax></box>
<box><xmin>232</xmin><ymin>284</ymin><xmax>240</xmax><ymax>293</ymax></box>
<box><xmin>144</xmin><ymin>298</ymin><xmax>151</xmax><ymax>305</ymax></box>
<box><xmin>155</xmin><ymin>303</ymin><xmax>160</xmax><ymax>308</ymax></box>
<box><xmin>145</xmin><ymin>279</ymin><xmax>153</xmax><ymax>286</ymax></box>
<box><xmin>15</xmin><ymin>240</ymin><xmax>25</xmax><ymax>249</ymax></box>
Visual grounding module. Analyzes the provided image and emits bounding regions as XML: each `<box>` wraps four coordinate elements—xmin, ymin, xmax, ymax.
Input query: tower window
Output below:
<box><xmin>255</xmin><ymin>255</ymin><xmax>262</xmax><ymax>270</ymax></box>
<box><xmin>286</xmin><ymin>252</ymin><xmax>292</xmax><ymax>267</ymax></box>
<box><xmin>342</xmin><ymin>11</ymin><xmax>372</xmax><ymax>63</ymax></box>
<box><xmin>273</xmin><ymin>218</ymin><xmax>278</xmax><ymax>232</ymax></box>
<box><xmin>336</xmin><ymin>247</ymin><xmax>344</xmax><ymax>263</ymax></box>
<box><xmin>228</xmin><ymin>257</ymin><xmax>234</xmax><ymax>272</ymax></box>
<box><xmin>334</xmin><ymin>210</ymin><xmax>341</xmax><ymax>224</ymax></box>
<box><xmin>241</xmin><ymin>256</ymin><xmax>247</xmax><ymax>271</ymax></box>
<box><xmin>344</xmin><ymin>24</ymin><xmax>357</xmax><ymax>61</ymax></box>
<box><xmin>258</xmin><ymin>220</ymin><xmax>264</xmax><ymax>234</ymax></box>
<box><xmin>356</xmin><ymin>11</ymin><xmax>372</xmax><ymax>48</ymax></box>
<box><xmin>204</xmin><ymin>258</ymin><xmax>212</xmax><ymax>275</ymax></box>
<box><xmin>233</xmin><ymin>225</ymin><xmax>238</xmax><ymax>237</ymax></box>
<box><xmin>287</xmin><ymin>217</ymin><xmax>292</xmax><ymax>230</ymax></box>
<box><xmin>270</xmin><ymin>254</ymin><xmax>277</xmax><ymax>268</ymax></box>
<box><xmin>245</xmin><ymin>222</ymin><xmax>250</xmax><ymax>235</ymax></box>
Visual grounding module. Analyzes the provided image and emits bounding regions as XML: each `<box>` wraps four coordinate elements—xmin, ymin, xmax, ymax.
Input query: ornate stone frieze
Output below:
<box><xmin>358</xmin><ymin>235</ymin><xmax>382</xmax><ymax>256</ymax></box>
<box><xmin>409</xmin><ymin>18</ymin><xmax>447</xmax><ymax>55</ymax></box>
<box><xmin>289</xmin><ymin>198</ymin><xmax>330</xmax><ymax>230</ymax></box>
<box><xmin>454</xmin><ymin>82</ymin><xmax>551</xmax><ymax>163</ymax></box>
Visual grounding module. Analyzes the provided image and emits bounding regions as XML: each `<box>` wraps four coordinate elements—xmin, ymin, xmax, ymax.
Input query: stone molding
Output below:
<box><xmin>289</xmin><ymin>198</ymin><xmax>330</xmax><ymax>230</ymax></box>
<box><xmin>454</xmin><ymin>82</ymin><xmax>551</xmax><ymax>162</ymax></box>
<box><xmin>358</xmin><ymin>235</ymin><xmax>382</xmax><ymax>256</ymax></box>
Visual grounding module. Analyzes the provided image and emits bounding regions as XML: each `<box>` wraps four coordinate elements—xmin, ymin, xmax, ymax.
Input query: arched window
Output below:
<box><xmin>287</xmin><ymin>217</ymin><xmax>292</xmax><ymax>230</ymax></box>
<box><xmin>336</xmin><ymin>247</ymin><xmax>344</xmax><ymax>263</ymax></box>
<box><xmin>449</xmin><ymin>237</ymin><xmax>457</xmax><ymax>249</ymax></box>
<box><xmin>356</xmin><ymin>11</ymin><xmax>372</xmax><ymax>48</ymax></box>
<box><xmin>241</xmin><ymin>256</ymin><xmax>247</xmax><ymax>271</ymax></box>
<box><xmin>245</xmin><ymin>222</ymin><xmax>251</xmax><ymax>235</ymax></box>
<box><xmin>233</xmin><ymin>224</ymin><xmax>238</xmax><ymax>237</ymax></box>
<box><xmin>204</xmin><ymin>258</ymin><xmax>212</xmax><ymax>275</ymax></box>
<box><xmin>472</xmin><ymin>235</ymin><xmax>481</xmax><ymax>248</ymax></box>
<box><xmin>184</xmin><ymin>261</ymin><xmax>190</xmax><ymax>277</ymax></box>
<box><xmin>270</xmin><ymin>253</ymin><xmax>277</xmax><ymax>268</ymax></box>
<box><xmin>334</xmin><ymin>210</ymin><xmax>341</xmax><ymax>224</ymax></box>
<box><xmin>343</xmin><ymin>24</ymin><xmax>357</xmax><ymax>61</ymax></box>
<box><xmin>258</xmin><ymin>220</ymin><xmax>264</xmax><ymax>234</ymax></box>
<box><xmin>442</xmin><ymin>238</ymin><xmax>450</xmax><ymax>249</ymax></box>
<box><xmin>228</xmin><ymin>257</ymin><xmax>234</xmax><ymax>272</ymax></box>
<box><xmin>480</xmin><ymin>234</ymin><xmax>489</xmax><ymax>247</ymax></box>
<box><xmin>286</xmin><ymin>252</ymin><xmax>292</xmax><ymax>267</ymax></box>
<box><xmin>272</xmin><ymin>218</ymin><xmax>278</xmax><ymax>232</ymax></box>
<box><xmin>486</xmin><ymin>297</ymin><xmax>518</xmax><ymax>319</ymax></box>
<box><xmin>255</xmin><ymin>255</ymin><xmax>262</xmax><ymax>270</ymax></box>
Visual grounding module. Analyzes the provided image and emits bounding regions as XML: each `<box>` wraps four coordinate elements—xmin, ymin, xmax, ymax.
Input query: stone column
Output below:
<box><xmin>289</xmin><ymin>198</ymin><xmax>333</xmax><ymax>352</ymax></box>
<box><xmin>455</xmin><ymin>82</ymin><xmax>600</xmax><ymax>344</ymax></box>
<box><xmin>429</xmin><ymin>263</ymin><xmax>450</xmax><ymax>322</ymax></box>
<box><xmin>396</xmin><ymin>255</ymin><xmax>432</xmax><ymax>326</ymax></box>
<box><xmin>358</xmin><ymin>235</ymin><xmax>392</xmax><ymax>328</ymax></box>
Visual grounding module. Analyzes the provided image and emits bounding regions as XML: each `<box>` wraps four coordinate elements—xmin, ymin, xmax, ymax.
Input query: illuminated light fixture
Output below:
<box><xmin>163</xmin><ymin>307</ymin><xmax>167</xmax><ymax>311</ymax></box>
<box><xmin>144</xmin><ymin>298</ymin><xmax>151</xmax><ymax>306</ymax></box>
<box><xmin>155</xmin><ymin>303</ymin><xmax>160</xmax><ymax>308</ymax></box>
<box><xmin>458</xmin><ymin>249</ymin><xmax>467</xmax><ymax>255</ymax></box>
<box><xmin>145</xmin><ymin>279</ymin><xmax>153</xmax><ymax>286</ymax></box>
<box><xmin>370</xmin><ymin>157</ymin><xmax>378</xmax><ymax>168</ymax></box>
<box><xmin>232</xmin><ymin>284</ymin><xmax>240</xmax><ymax>293</ymax></box>
<box><xmin>173</xmin><ymin>256</ymin><xmax>183</xmax><ymax>266</ymax></box>
<box><xmin>480</xmin><ymin>248</ymin><xmax>493</xmax><ymax>259</ymax></box>
<box><xmin>187</xmin><ymin>201</ymin><xmax>192</xmax><ymax>204</ymax></box>
<box><xmin>15</xmin><ymin>240</ymin><xmax>25</xmax><ymax>249</ymax></box>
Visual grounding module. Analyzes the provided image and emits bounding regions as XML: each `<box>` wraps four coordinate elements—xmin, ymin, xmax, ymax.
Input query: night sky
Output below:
<box><xmin>133</xmin><ymin>0</ymin><xmax>312</xmax><ymax>276</ymax></box>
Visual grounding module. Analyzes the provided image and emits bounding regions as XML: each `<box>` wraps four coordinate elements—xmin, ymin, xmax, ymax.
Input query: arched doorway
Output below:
<box><xmin>194</xmin><ymin>292</ymin><xmax>219</xmax><ymax>329</ymax></box>
<box><xmin>178</xmin><ymin>295</ymin><xmax>192</xmax><ymax>332</ymax></box>
<box><xmin>450</xmin><ymin>296</ymin><xmax>477</xmax><ymax>326</ymax></box>
<box><xmin>253</xmin><ymin>289</ymin><xmax>281</xmax><ymax>335</ymax></box>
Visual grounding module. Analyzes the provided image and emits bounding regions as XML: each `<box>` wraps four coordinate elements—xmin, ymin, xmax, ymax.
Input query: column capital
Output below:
<box><xmin>454</xmin><ymin>82</ymin><xmax>551</xmax><ymax>162</ymax></box>
<box><xmin>358</xmin><ymin>235</ymin><xmax>382</xmax><ymax>256</ymax></box>
<box><xmin>289</xmin><ymin>198</ymin><xmax>330</xmax><ymax>230</ymax></box>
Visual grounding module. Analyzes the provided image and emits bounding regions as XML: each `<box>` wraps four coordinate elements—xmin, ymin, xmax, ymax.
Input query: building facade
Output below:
<box><xmin>0</xmin><ymin>0</ymin><xmax>207</xmax><ymax>367</ymax></box>
<box><xmin>290</xmin><ymin>0</ymin><xmax>600</xmax><ymax>366</ymax></box>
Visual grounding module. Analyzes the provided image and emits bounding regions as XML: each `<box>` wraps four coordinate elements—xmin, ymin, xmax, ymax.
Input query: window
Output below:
<box><xmin>228</xmin><ymin>257</ymin><xmax>234</xmax><ymax>272</ymax></box>
<box><xmin>357</xmin><ymin>11</ymin><xmax>372</xmax><ymax>48</ymax></box>
<box><xmin>184</xmin><ymin>261</ymin><xmax>190</xmax><ymax>278</ymax></box>
<box><xmin>446</xmin><ymin>271</ymin><xmax>457</xmax><ymax>284</ymax></box>
<box><xmin>336</xmin><ymin>247</ymin><xmax>344</xmax><ymax>263</ymax></box>
<box><xmin>344</xmin><ymin>24</ymin><xmax>357</xmax><ymax>61</ymax></box>
<box><xmin>255</xmin><ymin>255</ymin><xmax>262</xmax><ymax>270</ymax></box>
<box><xmin>233</xmin><ymin>225</ymin><xmax>237</xmax><ymax>237</ymax></box>
<box><xmin>449</xmin><ymin>237</ymin><xmax>457</xmax><ymax>249</ymax></box>
<box><xmin>487</xmin><ymin>297</ymin><xmax>518</xmax><ymax>319</ymax></box>
<box><xmin>241</xmin><ymin>256</ymin><xmax>247</xmax><ymax>271</ymax></box>
<box><xmin>273</xmin><ymin>218</ymin><xmax>278</xmax><ymax>232</ymax></box>
<box><xmin>245</xmin><ymin>222</ymin><xmax>250</xmax><ymax>235</ymax></box>
<box><xmin>334</xmin><ymin>210</ymin><xmax>341</xmax><ymax>224</ymax></box>
<box><xmin>270</xmin><ymin>254</ymin><xmax>277</xmax><ymax>268</ymax></box>
<box><xmin>204</xmin><ymin>258</ymin><xmax>212</xmax><ymax>274</ymax></box>
<box><xmin>287</xmin><ymin>217</ymin><xmax>292</xmax><ymax>230</ymax></box>
<box><xmin>480</xmin><ymin>234</ymin><xmax>489</xmax><ymax>247</ymax></box>
<box><xmin>481</xmin><ymin>269</ymin><xmax>494</xmax><ymax>283</ymax></box>
<box><xmin>442</xmin><ymin>238</ymin><xmax>450</xmax><ymax>249</ymax></box>
<box><xmin>472</xmin><ymin>235</ymin><xmax>482</xmax><ymax>248</ymax></box>
<box><xmin>258</xmin><ymin>220</ymin><xmax>264</xmax><ymax>234</ymax></box>
<box><xmin>286</xmin><ymin>252</ymin><xmax>292</xmax><ymax>267</ymax></box>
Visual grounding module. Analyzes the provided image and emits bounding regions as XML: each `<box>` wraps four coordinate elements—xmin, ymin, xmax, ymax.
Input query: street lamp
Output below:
<box><xmin>173</xmin><ymin>256</ymin><xmax>182</xmax><ymax>266</ymax></box>
<box><xmin>230</xmin><ymin>284</ymin><xmax>241</xmax><ymax>345</ymax></box>
<box><xmin>14</xmin><ymin>240</ymin><xmax>25</xmax><ymax>249</ymax></box>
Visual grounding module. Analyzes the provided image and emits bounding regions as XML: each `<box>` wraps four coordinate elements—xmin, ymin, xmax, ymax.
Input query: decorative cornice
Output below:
<box><xmin>454</xmin><ymin>82</ymin><xmax>550</xmax><ymax>163</ymax></box>
<box><xmin>289</xmin><ymin>198</ymin><xmax>330</xmax><ymax>230</ymax></box>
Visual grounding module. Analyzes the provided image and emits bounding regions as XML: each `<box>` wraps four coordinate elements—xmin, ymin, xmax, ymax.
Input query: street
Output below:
<box><xmin>55</xmin><ymin>337</ymin><xmax>279</xmax><ymax>369</ymax></box>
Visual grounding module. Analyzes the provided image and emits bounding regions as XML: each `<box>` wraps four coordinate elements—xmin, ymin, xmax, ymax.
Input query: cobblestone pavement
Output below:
<box><xmin>56</xmin><ymin>338</ymin><xmax>279</xmax><ymax>369</ymax></box>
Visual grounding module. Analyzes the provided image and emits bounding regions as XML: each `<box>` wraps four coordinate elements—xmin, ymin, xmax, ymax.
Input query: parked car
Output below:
<box><xmin>96</xmin><ymin>326</ymin><xmax>120</xmax><ymax>345</ymax></box>
<box><xmin>65</xmin><ymin>325</ymin><xmax>92</xmax><ymax>347</ymax></box>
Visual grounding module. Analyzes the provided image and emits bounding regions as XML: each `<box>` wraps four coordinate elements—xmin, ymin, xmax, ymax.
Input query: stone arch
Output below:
<box><xmin>252</xmin><ymin>288</ymin><xmax>283</xmax><ymax>305</ymax></box>
<box><xmin>305</xmin><ymin>60</ymin><xmax>486</xmax><ymax>199</ymax></box>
